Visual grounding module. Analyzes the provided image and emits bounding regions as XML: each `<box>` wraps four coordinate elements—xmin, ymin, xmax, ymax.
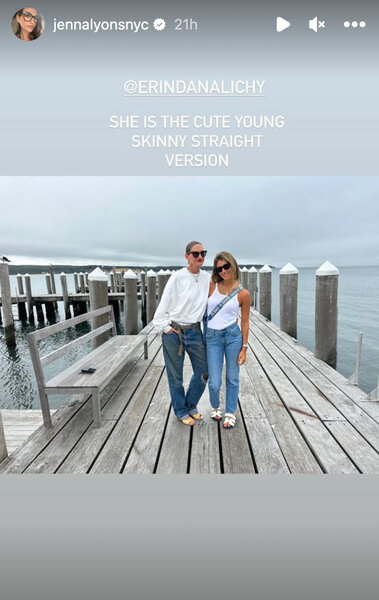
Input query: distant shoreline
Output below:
<box><xmin>9</xmin><ymin>264</ymin><xmax>271</xmax><ymax>275</ymax></box>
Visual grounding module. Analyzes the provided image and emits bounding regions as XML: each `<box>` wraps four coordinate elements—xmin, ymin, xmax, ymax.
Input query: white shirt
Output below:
<box><xmin>152</xmin><ymin>267</ymin><xmax>211</xmax><ymax>333</ymax></box>
<box><xmin>207</xmin><ymin>284</ymin><xmax>240</xmax><ymax>330</ymax></box>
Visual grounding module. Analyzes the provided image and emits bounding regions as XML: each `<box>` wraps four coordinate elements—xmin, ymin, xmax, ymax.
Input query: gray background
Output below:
<box><xmin>0</xmin><ymin>0</ymin><xmax>378</xmax><ymax>174</ymax></box>
<box><xmin>1</xmin><ymin>477</ymin><xmax>379</xmax><ymax>600</ymax></box>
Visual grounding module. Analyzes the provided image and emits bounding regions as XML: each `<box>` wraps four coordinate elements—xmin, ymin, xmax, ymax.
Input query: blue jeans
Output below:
<box><xmin>205</xmin><ymin>322</ymin><xmax>242</xmax><ymax>414</ymax></box>
<box><xmin>162</xmin><ymin>325</ymin><xmax>208</xmax><ymax>420</ymax></box>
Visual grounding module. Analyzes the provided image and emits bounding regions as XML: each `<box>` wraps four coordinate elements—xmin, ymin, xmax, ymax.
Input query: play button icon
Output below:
<box><xmin>276</xmin><ymin>17</ymin><xmax>291</xmax><ymax>32</ymax></box>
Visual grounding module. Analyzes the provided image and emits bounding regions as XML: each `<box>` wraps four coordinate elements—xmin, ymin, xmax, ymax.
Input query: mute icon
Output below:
<box><xmin>309</xmin><ymin>16</ymin><xmax>326</xmax><ymax>32</ymax></box>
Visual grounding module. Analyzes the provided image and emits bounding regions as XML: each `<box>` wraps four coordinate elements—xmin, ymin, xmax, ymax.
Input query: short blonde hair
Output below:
<box><xmin>211</xmin><ymin>251</ymin><xmax>240</xmax><ymax>283</ymax></box>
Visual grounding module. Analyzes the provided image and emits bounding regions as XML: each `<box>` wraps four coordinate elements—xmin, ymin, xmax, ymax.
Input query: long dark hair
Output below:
<box><xmin>14</xmin><ymin>8</ymin><xmax>43</xmax><ymax>40</ymax></box>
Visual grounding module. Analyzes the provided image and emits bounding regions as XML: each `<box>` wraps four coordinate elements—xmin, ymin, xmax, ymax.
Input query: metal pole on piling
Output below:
<box><xmin>349</xmin><ymin>332</ymin><xmax>363</xmax><ymax>386</ymax></box>
<box><xmin>315</xmin><ymin>261</ymin><xmax>339</xmax><ymax>368</ymax></box>
<box><xmin>88</xmin><ymin>267</ymin><xmax>109</xmax><ymax>349</ymax></box>
<box><xmin>124</xmin><ymin>270</ymin><xmax>138</xmax><ymax>334</ymax></box>
<box><xmin>0</xmin><ymin>262</ymin><xmax>16</xmax><ymax>346</ymax></box>
<box><xmin>0</xmin><ymin>411</ymin><xmax>8</xmax><ymax>463</ymax></box>
<box><xmin>280</xmin><ymin>263</ymin><xmax>298</xmax><ymax>339</ymax></box>
<box><xmin>248</xmin><ymin>266</ymin><xmax>258</xmax><ymax>308</ymax></box>
<box><xmin>24</xmin><ymin>274</ymin><xmax>34</xmax><ymax>322</ymax></box>
<box><xmin>259</xmin><ymin>265</ymin><xmax>272</xmax><ymax>320</ymax></box>
<box><xmin>60</xmin><ymin>273</ymin><xmax>71</xmax><ymax>319</ymax></box>
<box><xmin>146</xmin><ymin>270</ymin><xmax>157</xmax><ymax>324</ymax></box>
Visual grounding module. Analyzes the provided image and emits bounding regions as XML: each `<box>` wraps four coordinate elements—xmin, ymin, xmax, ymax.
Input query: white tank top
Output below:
<box><xmin>206</xmin><ymin>284</ymin><xmax>240</xmax><ymax>330</ymax></box>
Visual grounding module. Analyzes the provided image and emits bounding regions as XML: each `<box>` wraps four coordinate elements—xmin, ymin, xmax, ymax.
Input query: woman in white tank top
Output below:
<box><xmin>205</xmin><ymin>251</ymin><xmax>250</xmax><ymax>428</ymax></box>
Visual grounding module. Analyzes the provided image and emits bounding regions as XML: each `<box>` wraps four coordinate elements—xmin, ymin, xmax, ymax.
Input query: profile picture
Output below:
<box><xmin>11</xmin><ymin>7</ymin><xmax>44</xmax><ymax>41</ymax></box>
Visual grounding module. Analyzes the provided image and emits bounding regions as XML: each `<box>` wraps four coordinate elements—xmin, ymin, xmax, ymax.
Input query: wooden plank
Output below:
<box><xmin>1</xmin><ymin>410</ymin><xmax>56</xmax><ymax>455</ymax></box>
<box><xmin>100</xmin><ymin>335</ymin><xmax>161</xmax><ymax>420</ymax></box>
<box><xmin>251</xmin><ymin>315</ymin><xmax>379</xmax><ymax>453</ymax></box>
<box><xmin>249</xmin><ymin>331</ymin><xmax>358</xmax><ymax>474</ymax></box>
<box><xmin>1</xmin><ymin>330</ymin><xmax>157</xmax><ymax>474</ymax></box>
<box><xmin>238</xmin><ymin>366</ymin><xmax>290</xmax><ymax>474</ymax></box>
<box><xmin>0</xmin><ymin>395</ymin><xmax>90</xmax><ymax>473</ymax></box>
<box><xmin>155</xmin><ymin>407</ymin><xmax>190</xmax><ymax>473</ymax></box>
<box><xmin>251</xmin><ymin>321</ymin><xmax>345</xmax><ymax>422</ymax></box>
<box><xmin>324</xmin><ymin>421</ymin><xmax>379</xmax><ymax>474</ymax></box>
<box><xmin>89</xmin><ymin>366</ymin><xmax>164</xmax><ymax>474</ymax></box>
<box><xmin>250</xmin><ymin>310</ymin><xmax>372</xmax><ymax>408</ymax></box>
<box><xmin>123</xmin><ymin>372</ymin><xmax>171</xmax><ymax>474</ymax></box>
<box><xmin>57</xmin><ymin>338</ymin><xmax>163</xmax><ymax>473</ymax></box>
<box><xmin>155</xmin><ymin>361</ymin><xmax>193</xmax><ymax>474</ymax></box>
<box><xmin>189</xmin><ymin>390</ymin><xmax>221</xmax><ymax>474</ymax></box>
<box><xmin>219</xmin><ymin>385</ymin><xmax>255</xmax><ymax>475</ymax></box>
<box><xmin>24</xmin><ymin>400</ymin><xmax>96</xmax><ymax>473</ymax></box>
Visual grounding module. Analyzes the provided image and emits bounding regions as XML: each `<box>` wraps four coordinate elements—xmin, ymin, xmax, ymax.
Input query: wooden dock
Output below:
<box><xmin>1</xmin><ymin>310</ymin><xmax>379</xmax><ymax>474</ymax></box>
<box><xmin>1</xmin><ymin>410</ymin><xmax>56</xmax><ymax>455</ymax></box>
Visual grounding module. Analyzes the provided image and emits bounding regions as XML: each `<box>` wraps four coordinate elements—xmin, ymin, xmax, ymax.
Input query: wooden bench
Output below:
<box><xmin>27</xmin><ymin>306</ymin><xmax>148</xmax><ymax>428</ymax></box>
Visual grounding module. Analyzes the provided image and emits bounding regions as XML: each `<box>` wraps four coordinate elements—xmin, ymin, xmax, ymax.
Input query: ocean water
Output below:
<box><xmin>0</xmin><ymin>267</ymin><xmax>378</xmax><ymax>410</ymax></box>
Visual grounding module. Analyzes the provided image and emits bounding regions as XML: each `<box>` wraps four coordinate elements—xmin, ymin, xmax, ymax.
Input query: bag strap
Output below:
<box><xmin>207</xmin><ymin>285</ymin><xmax>243</xmax><ymax>322</ymax></box>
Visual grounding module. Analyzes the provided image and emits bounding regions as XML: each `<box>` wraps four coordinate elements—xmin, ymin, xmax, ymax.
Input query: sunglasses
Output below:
<box><xmin>189</xmin><ymin>250</ymin><xmax>207</xmax><ymax>258</ymax></box>
<box><xmin>216</xmin><ymin>263</ymin><xmax>231</xmax><ymax>273</ymax></box>
<box><xmin>22</xmin><ymin>11</ymin><xmax>38</xmax><ymax>23</ymax></box>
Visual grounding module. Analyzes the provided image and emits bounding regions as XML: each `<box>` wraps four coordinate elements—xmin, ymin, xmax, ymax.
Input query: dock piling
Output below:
<box><xmin>146</xmin><ymin>270</ymin><xmax>157</xmax><ymax>324</ymax></box>
<box><xmin>60</xmin><ymin>273</ymin><xmax>71</xmax><ymax>319</ymax></box>
<box><xmin>89</xmin><ymin>267</ymin><xmax>110</xmax><ymax>348</ymax></box>
<box><xmin>79</xmin><ymin>272</ymin><xmax>86</xmax><ymax>294</ymax></box>
<box><xmin>240</xmin><ymin>266</ymin><xmax>248</xmax><ymax>288</ymax></box>
<box><xmin>315</xmin><ymin>261</ymin><xmax>339</xmax><ymax>368</ymax></box>
<box><xmin>124</xmin><ymin>270</ymin><xmax>138</xmax><ymax>334</ymax></box>
<box><xmin>247</xmin><ymin>266</ymin><xmax>257</xmax><ymax>307</ymax></box>
<box><xmin>45</xmin><ymin>273</ymin><xmax>52</xmax><ymax>295</ymax></box>
<box><xmin>74</xmin><ymin>272</ymin><xmax>79</xmax><ymax>294</ymax></box>
<box><xmin>140</xmin><ymin>271</ymin><xmax>147</xmax><ymax>326</ymax></box>
<box><xmin>110</xmin><ymin>272</ymin><xmax>116</xmax><ymax>293</ymax></box>
<box><xmin>157</xmin><ymin>269</ymin><xmax>166</xmax><ymax>302</ymax></box>
<box><xmin>24</xmin><ymin>274</ymin><xmax>34</xmax><ymax>322</ymax></box>
<box><xmin>36</xmin><ymin>301</ymin><xmax>45</xmax><ymax>322</ymax></box>
<box><xmin>280</xmin><ymin>263</ymin><xmax>298</xmax><ymax>339</ymax></box>
<box><xmin>259</xmin><ymin>265</ymin><xmax>272</xmax><ymax>320</ymax></box>
<box><xmin>0</xmin><ymin>262</ymin><xmax>16</xmax><ymax>346</ymax></box>
<box><xmin>16</xmin><ymin>274</ymin><xmax>27</xmax><ymax>320</ymax></box>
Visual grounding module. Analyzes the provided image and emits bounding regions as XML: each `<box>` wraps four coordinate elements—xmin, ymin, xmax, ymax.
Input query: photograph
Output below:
<box><xmin>1</xmin><ymin>175</ymin><xmax>378</xmax><ymax>474</ymax></box>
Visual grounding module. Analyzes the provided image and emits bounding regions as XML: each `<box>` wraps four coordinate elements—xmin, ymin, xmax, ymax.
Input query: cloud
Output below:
<box><xmin>0</xmin><ymin>176</ymin><xmax>378</xmax><ymax>266</ymax></box>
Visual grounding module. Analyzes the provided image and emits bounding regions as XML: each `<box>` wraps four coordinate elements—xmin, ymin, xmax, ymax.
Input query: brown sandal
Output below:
<box><xmin>190</xmin><ymin>413</ymin><xmax>203</xmax><ymax>421</ymax></box>
<box><xmin>180</xmin><ymin>416</ymin><xmax>195</xmax><ymax>426</ymax></box>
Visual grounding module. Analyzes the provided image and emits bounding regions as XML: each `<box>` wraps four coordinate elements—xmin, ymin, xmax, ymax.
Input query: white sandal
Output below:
<box><xmin>211</xmin><ymin>408</ymin><xmax>222</xmax><ymax>421</ymax></box>
<box><xmin>223</xmin><ymin>413</ymin><xmax>236</xmax><ymax>428</ymax></box>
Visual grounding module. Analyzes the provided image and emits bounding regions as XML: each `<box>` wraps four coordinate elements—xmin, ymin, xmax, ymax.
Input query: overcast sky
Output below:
<box><xmin>1</xmin><ymin>176</ymin><xmax>378</xmax><ymax>267</ymax></box>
